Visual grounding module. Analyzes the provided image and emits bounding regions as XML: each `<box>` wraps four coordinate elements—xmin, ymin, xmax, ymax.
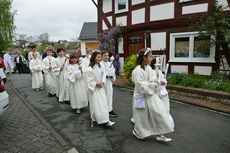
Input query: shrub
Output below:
<box><xmin>123</xmin><ymin>54</ymin><xmax>138</xmax><ymax>84</ymax></box>
<box><xmin>167</xmin><ymin>73</ymin><xmax>189</xmax><ymax>85</ymax></box>
<box><xmin>181</xmin><ymin>76</ymin><xmax>206</xmax><ymax>88</ymax></box>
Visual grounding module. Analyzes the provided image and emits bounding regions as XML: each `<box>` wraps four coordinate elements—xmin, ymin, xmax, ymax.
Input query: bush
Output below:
<box><xmin>167</xmin><ymin>72</ymin><xmax>230</xmax><ymax>93</ymax></box>
<box><xmin>181</xmin><ymin>76</ymin><xmax>206</xmax><ymax>88</ymax></box>
<box><xmin>123</xmin><ymin>54</ymin><xmax>138</xmax><ymax>84</ymax></box>
<box><xmin>167</xmin><ymin>73</ymin><xmax>189</xmax><ymax>85</ymax></box>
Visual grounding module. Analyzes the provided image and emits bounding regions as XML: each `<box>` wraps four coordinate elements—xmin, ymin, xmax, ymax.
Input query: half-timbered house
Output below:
<box><xmin>97</xmin><ymin>0</ymin><xmax>230</xmax><ymax>75</ymax></box>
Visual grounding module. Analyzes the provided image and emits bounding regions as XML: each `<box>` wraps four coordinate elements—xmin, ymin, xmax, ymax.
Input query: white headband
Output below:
<box><xmin>144</xmin><ymin>48</ymin><xmax>151</xmax><ymax>56</ymax></box>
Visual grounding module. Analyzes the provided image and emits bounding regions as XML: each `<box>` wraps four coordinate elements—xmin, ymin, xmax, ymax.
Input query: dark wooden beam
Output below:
<box><xmin>91</xmin><ymin>0</ymin><xmax>98</xmax><ymax>8</ymax></box>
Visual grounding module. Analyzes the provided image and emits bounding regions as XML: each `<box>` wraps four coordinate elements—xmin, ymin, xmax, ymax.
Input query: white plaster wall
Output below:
<box><xmin>150</xmin><ymin>2</ymin><xmax>174</xmax><ymax>22</ymax></box>
<box><xmin>171</xmin><ymin>65</ymin><xmax>188</xmax><ymax>74</ymax></box>
<box><xmin>151</xmin><ymin>32</ymin><xmax>166</xmax><ymax>50</ymax></box>
<box><xmin>132</xmin><ymin>0</ymin><xmax>145</xmax><ymax>5</ymax></box>
<box><xmin>103</xmin><ymin>0</ymin><xmax>112</xmax><ymax>13</ymax></box>
<box><xmin>102</xmin><ymin>20</ymin><xmax>108</xmax><ymax>30</ymax></box>
<box><xmin>118</xmin><ymin>37</ymin><xmax>124</xmax><ymax>54</ymax></box>
<box><xmin>182</xmin><ymin>3</ymin><xmax>209</xmax><ymax>15</ymax></box>
<box><xmin>107</xmin><ymin>16</ymin><xmax>113</xmax><ymax>26</ymax></box>
<box><xmin>116</xmin><ymin>16</ymin><xmax>127</xmax><ymax>26</ymax></box>
<box><xmin>131</xmin><ymin>8</ymin><xmax>145</xmax><ymax>25</ymax></box>
<box><xmin>217</xmin><ymin>0</ymin><xmax>230</xmax><ymax>10</ymax></box>
<box><xmin>194</xmin><ymin>66</ymin><xmax>212</xmax><ymax>75</ymax></box>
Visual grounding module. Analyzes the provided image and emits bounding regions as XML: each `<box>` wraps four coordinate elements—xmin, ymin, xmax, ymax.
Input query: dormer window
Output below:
<box><xmin>115</xmin><ymin>0</ymin><xmax>129</xmax><ymax>14</ymax></box>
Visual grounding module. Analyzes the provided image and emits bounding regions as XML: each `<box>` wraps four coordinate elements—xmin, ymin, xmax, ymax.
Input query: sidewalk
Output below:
<box><xmin>113</xmin><ymin>75</ymin><xmax>230</xmax><ymax>114</ymax></box>
<box><xmin>0</xmin><ymin>84</ymin><xmax>69</xmax><ymax>153</ymax></box>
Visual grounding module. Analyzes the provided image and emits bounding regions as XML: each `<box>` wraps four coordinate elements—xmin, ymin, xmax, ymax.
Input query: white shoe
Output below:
<box><xmin>107</xmin><ymin>121</ymin><xmax>115</xmax><ymax>127</ymax></box>
<box><xmin>76</xmin><ymin>109</ymin><xmax>81</xmax><ymax>114</ymax></box>
<box><xmin>156</xmin><ymin>136</ymin><xmax>172</xmax><ymax>142</ymax></box>
<box><xmin>131</xmin><ymin>117</ymin><xmax>134</xmax><ymax>124</ymax></box>
<box><xmin>132</xmin><ymin>130</ymin><xmax>145</xmax><ymax>139</ymax></box>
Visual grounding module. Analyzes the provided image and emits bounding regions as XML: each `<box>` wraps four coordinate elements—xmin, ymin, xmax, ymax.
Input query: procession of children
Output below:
<box><xmin>28</xmin><ymin>45</ymin><xmax>175</xmax><ymax>142</ymax></box>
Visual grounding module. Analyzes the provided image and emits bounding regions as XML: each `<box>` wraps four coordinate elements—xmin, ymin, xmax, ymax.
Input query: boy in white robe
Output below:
<box><xmin>29</xmin><ymin>53</ymin><xmax>44</xmax><ymax>91</ymax></box>
<box><xmin>132</xmin><ymin>48</ymin><xmax>174</xmax><ymax>142</ymax></box>
<box><xmin>53</xmin><ymin>48</ymin><xmax>70</xmax><ymax>103</ymax></box>
<box><xmin>67</xmin><ymin>54</ymin><xmax>88</xmax><ymax>114</ymax></box>
<box><xmin>28</xmin><ymin>45</ymin><xmax>40</xmax><ymax>63</ymax></box>
<box><xmin>43</xmin><ymin>48</ymin><xmax>57</xmax><ymax>97</ymax></box>
<box><xmin>87</xmin><ymin>51</ymin><xmax>115</xmax><ymax>127</ymax></box>
<box><xmin>81</xmin><ymin>49</ymin><xmax>92</xmax><ymax>68</ymax></box>
<box><xmin>101</xmin><ymin>51</ymin><xmax>117</xmax><ymax>117</ymax></box>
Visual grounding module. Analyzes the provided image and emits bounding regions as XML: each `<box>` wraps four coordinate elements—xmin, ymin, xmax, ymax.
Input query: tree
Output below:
<box><xmin>38</xmin><ymin>32</ymin><xmax>49</xmax><ymax>43</ymax></box>
<box><xmin>190</xmin><ymin>2</ymin><xmax>230</xmax><ymax>71</ymax></box>
<box><xmin>0</xmin><ymin>0</ymin><xmax>16</xmax><ymax>53</ymax></box>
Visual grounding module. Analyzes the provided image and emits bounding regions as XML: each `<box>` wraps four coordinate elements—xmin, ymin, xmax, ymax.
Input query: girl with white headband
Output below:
<box><xmin>132</xmin><ymin>48</ymin><xmax>174</xmax><ymax>142</ymax></box>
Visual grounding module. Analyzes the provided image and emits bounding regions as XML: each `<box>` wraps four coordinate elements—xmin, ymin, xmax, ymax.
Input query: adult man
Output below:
<box><xmin>14</xmin><ymin>53</ymin><xmax>24</xmax><ymax>74</ymax></box>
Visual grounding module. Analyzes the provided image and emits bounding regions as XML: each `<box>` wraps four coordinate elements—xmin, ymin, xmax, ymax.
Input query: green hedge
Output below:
<box><xmin>123</xmin><ymin>54</ymin><xmax>138</xmax><ymax>84</ymax></box>
<box><xmin>167</xmin><ymin>73</ymin><xmax>230</xmax><ymax>93</ymax></box>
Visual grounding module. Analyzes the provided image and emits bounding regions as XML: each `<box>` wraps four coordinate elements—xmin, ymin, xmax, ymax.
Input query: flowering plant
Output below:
<box><xmin>123</xmin><ymin>54</ymin><xmax>138</xmax><ymax>84</ymax></box>
<box><xmin>98</xmin><ymin>27</ymin><xmax>121</xmax><ymax>53</ymax></box>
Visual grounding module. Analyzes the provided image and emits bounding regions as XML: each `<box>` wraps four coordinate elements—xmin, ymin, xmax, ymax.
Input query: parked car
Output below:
<box><xmin>0</xmin><ymin>58</ymin><xmax>6</xmax><ymax>83</ymax></box>
<box><xmin>0</xmin><ymin>77</ymin><xmax>9</xmax><ymax>117</ymax></box>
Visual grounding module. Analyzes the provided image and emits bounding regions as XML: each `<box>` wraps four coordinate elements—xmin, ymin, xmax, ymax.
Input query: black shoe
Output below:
<box><xmin>65</xmin><ymin>101</ymin><xmax>70</xmax><ymax>105</ymax></box>
<box><xmin>48</xmin><ymin>93</ymin><xmax>52</xmax><ymax>97</ymax></box>
<box><xmin>56</xmin><ymin>97</ymin><xmax>59</xmax><ymax>101</ymax></box>
<box><xmin>109</xmin><ymin>111</ymin><xmax>117</xmax><ymax>117</ymax></box>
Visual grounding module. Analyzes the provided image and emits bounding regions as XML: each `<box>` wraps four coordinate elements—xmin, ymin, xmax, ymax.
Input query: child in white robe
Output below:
<box><xmin>132</xmin><ymin>48</ymin><xmax>174</xmax><ymax>142</ymax></box>
<box><xmin>67</xmin><ymin>53</ymin><xmax>88</xmax><ymax>114</ymax></box>
<box><xmin>53</xmin><ymin>48</ymin><xmax>70</xmax><ymax>103</ymax></box>
<box><xmin>150</xmin><ymin>57</ymin><xmax>175</xmax><ymax>128</ymax></box>
<box><xmin>87</xmin><ymin>51</ymin><xmax>115</xmax><ymax>127</ymax></box>
<box><xmin>43</xmin><ymin>48</ymin><xmax>57</xmax><ymax>97</ymax></box>
<box><xmin>29</xmin><ymin>53</ymin><xmax>44</xmax><ymax>91</ymax></box>
<box><xmin>101</xmin><ymin>51</ymin><xmax>117</xmax><ymax>117</ymax></box>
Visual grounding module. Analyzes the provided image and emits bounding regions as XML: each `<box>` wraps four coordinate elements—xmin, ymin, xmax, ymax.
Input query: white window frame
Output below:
<box><xmin>115</xmin><ymin>0</ymin><xmax>129</xmax><ymax>14</ymax></box>
<box><xmin>169</xmin><ymin>31</ymin><xmax>215</xmax><ymax>63</ymax></box>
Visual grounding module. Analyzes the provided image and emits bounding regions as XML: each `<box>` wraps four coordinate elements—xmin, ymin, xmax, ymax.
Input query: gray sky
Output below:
<box><xmin>12</xmin><ymin>0</ymin><xmax>98</xmax><ymax>41</ymax></box>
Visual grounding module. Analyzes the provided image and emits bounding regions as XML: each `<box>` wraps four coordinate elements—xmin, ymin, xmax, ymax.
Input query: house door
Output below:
<box><xmin>127</xmin><ymin>35</ymin><xmax>143</xmax><ymax>56</ymax></box>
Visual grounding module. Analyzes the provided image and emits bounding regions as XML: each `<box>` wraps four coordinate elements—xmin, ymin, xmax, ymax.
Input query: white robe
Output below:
<box><xmin>154</xmin><ymin>69</ymin><xmax>175</xmax><ymax>128</ymax></box>
<box><xmin>4</xmin><ymin>53</ymin><xmax>14</xmax><ymax>73</ymax></box>
<box><xmin>28</xmin><ymin>51</ymin><xmax>41</xmax><ymax>62</ymax></box>
<box><xmin>29</xmin><ymin>58</ymin><xmax>44</xmax><ymax>89</ymax></box>
<box><xmin>67</xmin><ymin>64</ymin><xmax>88</xmax><ymax>109</ymax></box>
<box><xmin>101</xmin><ymin>61</ymin><xmax>116</xmax><ymax>112</ymax></box>
<box><xmin>80</xmin><ymin>57</ymin><xmax>90</xmax><ymax>102</ymax></box>
<box><xmin>53</xmin><ymin>56</ymin><xmax>70</xmax><ymax>102</ymax></box>
<box><xmin>81</xmin><ymin>57</ymin><xmax>90</xmax><ymax>68</ymax></box>
<box><xmin>132</xmin><ymin>65</ymin><xmax>174</xmax><ymax>138</ymax></box>
<box><xmin>87</xmin><ymin>64</ymin><xmax>109</xmax><ymax>124</ymax></box>
<box><xmin>43</xmin><ymin>56</ymin><xmax>57</xmax><ymax>95</ymax></box>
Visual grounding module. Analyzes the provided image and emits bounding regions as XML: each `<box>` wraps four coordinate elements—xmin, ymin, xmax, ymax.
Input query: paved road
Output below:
<box><xmin>0</xmin><ymin>82</ymin><xmax>67</xmax><ymax>153</ymax></box>
<box><xmin>7</xmin><ymin>74</ymin><xmax>230</xmax><ymax>153</ymax></box>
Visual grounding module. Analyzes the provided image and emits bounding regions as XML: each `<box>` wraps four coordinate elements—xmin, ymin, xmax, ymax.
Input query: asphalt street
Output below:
<box><xmin>7</xmin><ymin>74</ymin><xmax>230</xmax><ymax>153</ymax></box>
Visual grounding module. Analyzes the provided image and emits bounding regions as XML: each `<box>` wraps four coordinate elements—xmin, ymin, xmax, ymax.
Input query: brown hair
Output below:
<box><xmin>86</xmin><ymin>48</ymin><xmax>92</xmax><ymax>54</ymax></box>
<box><xmin>89</xmin><ymin>51</ymin><xmax>101</xmax><ymax>68</ymax></box>
<box><xmin>135</xmin><ymin>48</ymin><xmax>152</xmax><ymax>70</ymax></box>
<box><xmin>46</xmin><ymin>48</ymin><xmax>53</xmax><ymax>52</ymax></box>
<box><xmin>69</xmin><ymin>53</ymin><xmax>79</xmax><ymax>64</ymax></box>
<box><xmin>101</xmin><ymin>50</ymin><xmax>108</xmax><ymax>56</ymax></box>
